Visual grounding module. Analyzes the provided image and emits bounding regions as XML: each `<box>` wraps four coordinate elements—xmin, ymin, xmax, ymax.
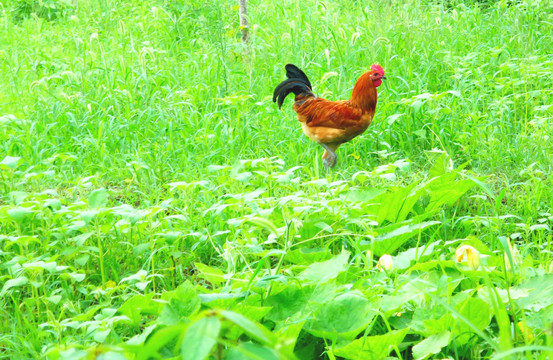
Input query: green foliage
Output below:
<box><xmin>1</xmin><ymin>0</ymin><xmax>553</xmax><ymax>358</ymax></box>
<box><xmin>8</xmin><ymin>0</ymin><xmax>74</xmax><ymax>21</ymax></box>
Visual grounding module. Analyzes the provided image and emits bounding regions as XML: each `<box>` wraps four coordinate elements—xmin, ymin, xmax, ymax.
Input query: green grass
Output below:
<box><xmin>1</xmin><ymin>0</ymin><xmax>553</xmax><ymax>358</ymax></box>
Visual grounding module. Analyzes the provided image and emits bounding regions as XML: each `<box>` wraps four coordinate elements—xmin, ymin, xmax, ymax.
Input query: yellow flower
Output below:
<box><xmin>349</xmin><ymin>152</ymin><xmax>360</xmax><ymax>160</ymax></box>
<box><xmin>377</xmin><ymin>254</ymin><xmax>393</xmax><ymax>271</ymax></box>
<box><xmin>456</xmin><ymin>245</ymin><xmax>480</xmax><ymax>270</ymax></box>
<box><xmin>503</xmin><ymin>237</ymin><xmax>520</xmax><ymax>271</ymax></box>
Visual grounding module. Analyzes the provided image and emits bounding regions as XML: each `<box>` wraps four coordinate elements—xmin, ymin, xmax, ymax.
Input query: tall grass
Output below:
<box><xmin>1</xmin><ymin>0</ymin><xmax>553</xmax><ymax>358</ymax></box>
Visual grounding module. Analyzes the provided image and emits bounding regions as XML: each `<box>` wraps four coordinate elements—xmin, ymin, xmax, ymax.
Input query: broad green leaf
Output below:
<box><xmin>244</xmin><ymin>216</ymin><xmax>280</xmax><ymax>236</ymax></box>
<box><xmin>232</xmin><ymin>304</ymin><xmax>272</xmax><ymax>321</ymax></box>
<box><xmin>447</xmin><ymin>90</ymin><xmax>462</xmax><ymax>98</ymax></box>
<box><xmin>23</xmin><ymin>261</ymin><xmax>57</xmax><ymax>273</ymax></box>
<box><xmin>342</xmin><ymin>188</ymin><xmax>385</xmax><ymax>202</ymax></box>
<box><xmin>513</xmin><ymin>273</ymin><xmax>553</xmax><ymax>312</ymax></box>
<box><xmin>220</xmin><ymin>310</ymin><xmax>276</xmax><ymax>346</ymax></box>
<box><xmin>48</xmin><ymin>152</ymin><xmax>77</xmax><ymax>163</ymax></box>
<box><xmin>428</xmin><ymin>152</ymin><xmax>452</xmax><ymax>177</ymax></box>
<box><xmin>304</xmin><ymin>291</ymin><xmax>377</xmax><ymax>341</ymax></box>
<box><xmin>180</xmin><ymin>315</ymin><xmax>221</xmax><ymax>360</ymax></box>
<box><xmin>0</xmin><ymin>276</ymin><xmax>28</xmax><ymax>296</ymax></box>
<box><xmin>386</xmin><ymin>113</ymin><xmax>404</xmax><ymax>125</ymax></box>
<box><xmin>424</xmin><ymin>173</ymin><xmax>477</xmax><ymax>212</ymax></box>
<box><xmin>72</xmin><ymin>305</ymin><xmax>103</xmax><ymax>322</ymax></box>
<box><xmin>297</xmin><ymin>250</ymin><xmax>349</xmax><ymax>283</ymax></box>
<box><xmin>409</xmin><ymin>259</ymin><xmax>456</xmax><ymax>272</ymax></box>
<box><xmin>422</xmin><ymin>314</ymin><xmax>454</xmax><ymax>336</ymax></box>
<box><xmin>294</xmin><ymin>331</ymin><xmax>326</xmax><ymax>360</ymax></box>
<box><xmin>118</xmin><ymin>293</ymin><xmax>163</xmax><ymax>325</ymax></box>
<box><xmin>8</xmin><ymin>191</ymin><xmax>28</xmax><ymax>204</ymax></box>
<box><xmin>285</xmin><ymin>248</ymin><xmax>331</xmax><ymax>265</ymax></box>
<box><xmin>265</xmin><ymin>283</ymin><xmax>314</xmax><ymax>322</ymax></box>
<box><xmin>478</xmin><ymin>287</ymin><xmax>529</xmax><ymax>306</ymax></box>
<box><xmin>74</xmin><ymin>254</ymin><xmax>90</xmax><ymax>266</ymax></box>
<box><xmin>53</xmin><ymin>348</ymin><xmax>89</xmax><ymax>360</ymax></box>
<box><xmin>207</xmin><ymin>164</ymin><xmax>232</xmax><ymax>172</ymax></box>
<box><xmin>159</xmin><ymin>281</ymin><xmax>201</xmax><ymax>325</ymax></box>
<box><xmin>227</xmin><ymin>305</ymin><xmax>272</xmax><ymax>337</ymax></box>
<box><xmin>68</xmin><ymin>272</ymin><xmax>86</xmax><ymax>282</ymax></box>
<box><xmin>414</xmin><ymin>129</ymin><xmax>427</xmax><ymax>139</ymax></box>
<box><xmin>126</xmin><ymin>324</ymin><xmax>158</xmax><ymax>346</ymax></box>
<box><xmin>409</xmin><ymin>305</ymin><xmax>447</xmax><ymax>335</ymax></box>
<box><xmin>412</xmin><ymin>331</ymin><xmax>451</xmax><ymax>360</ymax></box>
<box><xmin>225</xmin><ymin>342</ymin><xmax>280</xmax><ymax>360</ymax></box>
<box><xmin>308</xmin><ymin>282</ymin><xmax>341</xmax><ymax>304</ymax></box>
<box><xmin>334</xmin><ymin>328</ymin><xmax>409</xmax><ymax>360</ymax></box>
<box><xmin>454</xmin><ymin>297</ymin><xmax>491</xmax><ymax>345</ymax></box>
<box><xmin>395</xmin><ymin>181</ymin><xmax>432</xmax><ymax>221</ymax></box>
<box><xmin>6</xmin><ymin>207</ymin><xmax>34</xmax><ymax>223</ymax></box>
<box><xmin>394</xmin><ymin>240</ymin><xmax>440</xmax><ymax>270</ymax></box>
<box><xmin>0</xmin><ymin>156</ymin><xmax>22</xmax><ymax>169</ymax></box>
<box><xmin>4</xmin><ymin>235</ymin><xmax>40</xmax><ymax>247</ymax></box>
<box><xmin>370</xmin><ymin>221</ymin><xmax>441</xmax><ymax>256</ymax></box>
<box><xmin>194</xmin><ymin>263</ymin><xmax>226</xmax><ymax>286</ymax></box>
<box><xmin>43</xmin><ymin>198</ymin><xmax>62</xmax><ymax>210</ymax></box>
<box><xmin>93</xmin><ymin>328</ymin><xmax>111</xmax><ymax>342</ymax></box>
<box><xmin>92</xmin><ymin>349</ymin><xmax>127</xmax><ymax>360</ymax></box>
<box><xmin>365</xmin><ymin>180</ymin><xmax>421</xmax><ymax>224</ymax></box>
<box><xmin>80</xmin><ymin>209</ymin><xmax>100</xmax><ymax>224</ymax></box>
<box><xmin>45</xmin><ymin>295</ymin><xmax>63</xmax><ymax>305</ymax></box>
<box><xmin>275</xmin><ymin>321</ymin><xmax>305</xmax><ymax>355</ymax></box>
<box><xmin>198</xmin><ymin>292</ymin><xmax>244</xmax><ymax>308</ymax></box>
<box><xmin>138</xmin><ymin>325</ymin><xmax>182</xmax><ymax>360</ymax></box>
<box><xmin>457</xmin><ymin>171</ymin><xmax>494</xmax><ymax>199</ymax></box>
<box><xmin>411</xmin><ymin>99</ymin><xmax>424</xmax><ymax>112</ymax></box>
<box><xmin>523</xmin><ymin>304</ymin><xmax>553</xmax><ymax>337</ymax></box>
<box><xmin>155</xmin><ymin>231</ymin><xmax>183</xmax><ymax>242</ymax></box>
<box><xmin>120</xmin><ymin>269</ymin><xmax>148</xmax><ymax>283</ymax></box>
<box><xmin>88</xmin><ymin>188</ymin><xmax>108</xmax><ymax>209</ymax></box>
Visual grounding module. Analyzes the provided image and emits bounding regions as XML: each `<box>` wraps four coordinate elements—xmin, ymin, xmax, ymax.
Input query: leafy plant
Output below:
<box><xmin>10</xmin><ymin>0</ymin><xmax>74</xmax><ymax>21</ymax></box>
<box><xmin>2</xmin><ymin>0</ymin><xmax>553</xmax><ymax>358</ymax></box>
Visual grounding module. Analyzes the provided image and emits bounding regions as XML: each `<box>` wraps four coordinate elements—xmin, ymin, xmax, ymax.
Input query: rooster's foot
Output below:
<box><xmin>321</xmin><ymin>144</ymin><xmax>338</xmax><ymax>170</ymax></box>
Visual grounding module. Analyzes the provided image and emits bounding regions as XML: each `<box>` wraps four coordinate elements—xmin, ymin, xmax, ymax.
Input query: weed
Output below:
<box><xmin>1</xmin><ymin>0</ymin><xmax>553</xmax><ymax>358</ymax></box>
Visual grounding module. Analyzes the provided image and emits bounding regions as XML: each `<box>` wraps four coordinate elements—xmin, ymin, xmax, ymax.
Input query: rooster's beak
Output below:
<box><xmin>382</xmin><ymin>76</ymin><xmax>387</xmax><ymax>80</ymax></box>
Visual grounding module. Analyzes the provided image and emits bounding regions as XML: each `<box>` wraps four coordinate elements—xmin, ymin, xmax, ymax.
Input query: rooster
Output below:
<box><xmin>273</xmin><ymin>64</ymin><xmax>385</xmax><ymax>169</ymax></box>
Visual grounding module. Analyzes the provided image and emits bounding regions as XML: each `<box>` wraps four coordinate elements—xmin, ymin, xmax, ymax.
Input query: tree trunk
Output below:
<box><xmin>238</xmin><ymin>0</ymin><xmax>249</xmax><ymax>43</ymax></box>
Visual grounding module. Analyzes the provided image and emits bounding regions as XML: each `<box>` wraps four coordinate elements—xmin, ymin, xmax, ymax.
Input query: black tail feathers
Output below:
<box><xmin>273</xmin><ymin>64</ymin><xmax>314</xmax><ymax>109</ymax></box>
<box><xmin>285</xmin><ymin>64</ymin><xmax>312</xmax><ymax>89</ymax></box>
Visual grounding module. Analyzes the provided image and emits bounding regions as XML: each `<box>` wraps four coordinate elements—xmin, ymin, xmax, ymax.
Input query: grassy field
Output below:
<box><xmin>1</xmin><ymin>0</ymin><xmax>553</xmax><ymax>358</ymax></box>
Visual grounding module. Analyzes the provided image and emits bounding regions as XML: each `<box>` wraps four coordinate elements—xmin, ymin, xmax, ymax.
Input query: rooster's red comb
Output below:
<box><xmin>371</xmin><ymin>64</ymin><xmax>385</xmax><ymax>75</ymax></box>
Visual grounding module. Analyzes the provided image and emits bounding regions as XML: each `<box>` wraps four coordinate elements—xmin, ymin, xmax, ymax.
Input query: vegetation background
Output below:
<box><xmin>1</xmin><ymin>0</ymin><xmax>553</xmax><ymax>358</ymax></box>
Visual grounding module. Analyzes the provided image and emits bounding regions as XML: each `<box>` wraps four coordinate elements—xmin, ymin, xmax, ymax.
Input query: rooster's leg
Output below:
<box><xmin>321</xmin><ymin>143</ymin><xmax>339</xmax><ymax>170</ymax></box>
